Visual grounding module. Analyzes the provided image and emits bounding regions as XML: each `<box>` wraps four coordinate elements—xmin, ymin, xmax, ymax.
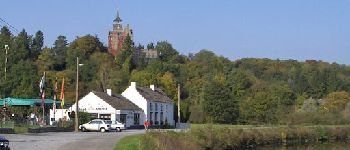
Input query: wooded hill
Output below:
<box><xmin>1</xmin><ymin>26</ymin><xmax>350</xmax><ymax>124</ymax></box>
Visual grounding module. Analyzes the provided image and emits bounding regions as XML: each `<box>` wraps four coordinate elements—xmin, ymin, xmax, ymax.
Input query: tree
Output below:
<box><xmin>323</xmin><ymin>91</ymin><xmax>350</xmax><ymax>113</ymax></box>
<box><xmin>159</xmin><ymin>72</ymin><xmax>177</xmax><ymax>100</ymax></box>
<box><xmin>130</xmin><ymin>70</ymin><xmax>156</xmax><ymax>86</ymax></box>
<box><xmin>37</xmin><ymin>48</ymin><xmax>55</xmax><ymax>73</ymax></box>
<box><xmin>155</xmin><ymin>41</ymin><xmax>178</xmax><ymax>62</ymax></box>
<box><xmin>87</xmin><ymin>52</ymin><xmax>116</xmax><ymax>92</ymax></box>
<box><xmin>66</xmin><ymin>35</ymin><xmax>106</xmax><ymax>69</ymax></box>
<box><xmin>231</xmin><ymin>69</ymin><xmax>252</xmax><ymax>99</ymax></box>
<box><xmin>9</xmin><ymin>60</ymin><xmax>38</xmax><ymax>98</ymax></box>
<box><xmin>239</xmin><ymin>81</ymin><xmax>278</xmax><ymax>124</ymax></box>
<box><xmin>31</xmin><ymin>30</ymin><xmax>44</xmax><ymax>59</ymax></box>
<box><xmin>137</xmin><ymin>43</ymin><xmax>144</xmax><ymax>49</ymax></box>
<box><xmin>0</xmin><ymin>26</ymin><xmax>13</xmax><ymax>83</ymax></box>
<box><xmin>147</xmin><ymin>42</ymin><xmax>154</xmax><ymax>49</ymax></box>
<box><xmin>53</xmin><ymin>35</ymin><xmax>68</xmax><ymax>70</ymax></box>
<box><xmin>115</xmin><ymin>34</ymin><xmax>134</xmax><ymax>68</ymax></box>
<box><xmin>13</xmin><ymin>29</ymin><xmax>31</xmax><ymax>61</ymax></box>
<box><xmin>202</xmin><ymin>74</ymin><xmax>238</xmax><ymax>123</ymax></box>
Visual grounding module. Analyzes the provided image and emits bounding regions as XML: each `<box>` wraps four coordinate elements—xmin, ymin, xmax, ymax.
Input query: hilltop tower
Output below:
<box><xmin>108</xmin><ymin>11</ymin><xmax>133</xmax><ymax>56</ymax></box>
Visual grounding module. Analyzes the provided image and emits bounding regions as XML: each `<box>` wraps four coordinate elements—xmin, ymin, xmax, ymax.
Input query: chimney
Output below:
<box><xmin>131</xmin><ymin>82</ymin><xmax>136</xmax><ymax>89</ymax></box>
<box><xmin>107</xmin><ymin>89</ymin><xmax>112</xmax><ymax>96</ymax></box>
<box><xmin>150</xmin><ymin>85</ymin><xmax>155</xmax><ymax>91</ymax></box>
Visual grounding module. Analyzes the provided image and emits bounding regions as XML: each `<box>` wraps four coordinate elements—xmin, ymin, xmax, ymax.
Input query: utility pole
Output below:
<box><xmin>75</xmin><ymin>57</ymin><xmax>79</xmax><ymax>132</ymax></box>
<box><xmin>75</xmin><ymin>57</ymin><xmax>84</xmax><ymax>132</ymax></box>
<box><xmin>177</xmin><ymin>84</ymin><xmax>181</xmax><ymax>126</ymax></box>
<box><xmin>4</xmin><ymin>45</ymin><xmax>9</xmax><ymax>81</ymax></box>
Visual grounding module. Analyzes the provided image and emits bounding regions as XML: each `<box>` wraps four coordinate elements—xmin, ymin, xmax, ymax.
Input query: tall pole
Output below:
<box><xmin>42</xmin><ymin>71</ymin><xmax>46</xmax><ymax>125</ymax></box>
<box><xmin>75</xmin><ymin>57</ymin><xmax>79</xmax><ymax>132</ymax></box>
<box><xmin>53</xmin><ymin>77</ymin><xmax>57</xmax><ymax>124</ymax></box>
<box><xmin>4</xmin><ymin>45</ymin><xmax>9</xmax><ymax>81</ymax></box>
<box><xmin>177</xmin><ymin>84</ymin><xmax>181</xmax><ymax>125</ymax></box>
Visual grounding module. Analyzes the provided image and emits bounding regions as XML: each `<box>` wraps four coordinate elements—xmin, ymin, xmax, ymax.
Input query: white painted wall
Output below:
<box><xmin>49</xmin><ymin>109</ymin><xmax>70</xmax><ymax>125</ymax></box>
<box><xmin>69</xmin><ymin>92</ymin><xmax>144</xmax><ymax>127</ymax></box>
<box><xmin>122</xmin><ymin>82</ymin><xmax>175</xmax><ymax>126</ymax></box>
<box><xmin>122</xmin><ymin>82</ymin><xmax>148</xmax><ymax>124</ymax></box>
<box><xmin>70</xmin><ymin>92</ymin><xmax>117</xmax><ymax>115</ymax></box>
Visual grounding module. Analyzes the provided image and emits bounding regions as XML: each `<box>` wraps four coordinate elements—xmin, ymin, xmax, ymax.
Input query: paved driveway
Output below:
<box><xmin>3</xmin><ymin>129</ymin><xmax>145</xmax><ymax>150</ymax></box>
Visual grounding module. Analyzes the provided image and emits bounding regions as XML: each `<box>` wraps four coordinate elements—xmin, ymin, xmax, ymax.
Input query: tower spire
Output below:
<box><xmin>114</xmin><ymin>10</ymin><xmax>122</xmax><ymax>23</ymax></box>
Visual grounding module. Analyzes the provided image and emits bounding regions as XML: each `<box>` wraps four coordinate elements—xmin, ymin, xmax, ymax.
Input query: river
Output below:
<box><xmin>258</xmin><ymin>142</ymin><xmax>350</xmax><ymax>150</ymax></box>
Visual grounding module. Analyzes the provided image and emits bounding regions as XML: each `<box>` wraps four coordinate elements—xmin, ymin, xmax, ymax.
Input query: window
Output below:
<box><xmin>149</xmin><ymin>112</ymin><xmax>153</xmax><ymax>124</ymax></box>
<box><xmin>90</xmin><ymin>113</ymin><xmax>98</xmax><ymax>119</ymax></box>
<box><xmin>155</xmin><ymin>103</ymin><xmax>158</xmax><ymax>111</ymax></box>
<box><xmin>155</xmin><ymin>112</ymin><xmax>158</xmax><ymax>125</ymax></box>
<box><xmin>161</xmin><ymin>104</ymin><xmax>163</xmax><ymax>111</ymax></box>
<box><xmin>90</xmin><ymin>121</ymin><xmax>98</xmax><ymax>124</ymax></box>
<box><xmin>160</xmin><ymin>112</ymin><xmax>164</xmax><ymax>125</ymax></box>
<box><xmin>99</xmin><ymin>114</ymin><xmax>111</xmax><ymax>120</ymax></box>
<box><xmin>134</xmin><ymin>113</ymin><xmax>140</xmax><ymax>125</ymax></box>
<box><xmin>150</xmin><ymin>103</ymin><xmax>153</xmax><ymax>111</ymax></box>
<box><xmin>120</xmin><ymin>114</ymin><xmax>127</xmax><ymax>124</ymax></box>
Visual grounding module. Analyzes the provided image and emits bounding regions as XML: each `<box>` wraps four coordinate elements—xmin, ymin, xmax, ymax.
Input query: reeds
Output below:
<box><xmin>140</xmin><ymin>125</ymin><xmax>350</xmax><ymax>150</ymax></box>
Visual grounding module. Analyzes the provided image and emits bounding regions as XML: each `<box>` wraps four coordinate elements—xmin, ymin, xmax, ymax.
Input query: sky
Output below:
<box><xmin>1</xmin><ymin>0</ymin><xmax>350</xmax><ymax>64</ymax></box>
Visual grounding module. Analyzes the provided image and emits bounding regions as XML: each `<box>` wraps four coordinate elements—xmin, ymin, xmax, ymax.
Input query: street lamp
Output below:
<box><xmin>75</xmin><ymin>57</ymin><xmax>83</xmax><ymax>132</ymax></box>
<box><xmin>4</xmin><ymin>45</ymin><xmax>9</xmax><ymax>81</ymax></box>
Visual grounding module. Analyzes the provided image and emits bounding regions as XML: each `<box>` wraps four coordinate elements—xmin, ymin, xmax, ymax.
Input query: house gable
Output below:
<box><xmin>72</xmin><ymin>92</ymin><xmax>116</xmax><ymax>114</ymax></box>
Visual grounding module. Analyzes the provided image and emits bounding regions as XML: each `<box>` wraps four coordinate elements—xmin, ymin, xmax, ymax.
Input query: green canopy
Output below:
<box><xmin>0</xmin><ymin>98</ymin><xmax>61</xmax><ymax>106</ymax></box>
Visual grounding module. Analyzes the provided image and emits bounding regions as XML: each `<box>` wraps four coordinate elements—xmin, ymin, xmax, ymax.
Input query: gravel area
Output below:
<box><xmin>2</xmin><ymin>129</ymin><xmax>145</xmax><ymax>150</ymax></box>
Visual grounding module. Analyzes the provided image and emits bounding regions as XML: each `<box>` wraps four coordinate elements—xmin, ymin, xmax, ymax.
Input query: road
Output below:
<box><xmin>3</xmin><ymin>129</ymin><xmax>145</xmax><ymax>150</ymax></box>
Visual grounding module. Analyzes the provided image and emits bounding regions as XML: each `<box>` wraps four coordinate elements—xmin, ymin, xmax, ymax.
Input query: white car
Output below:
<box><xmin>79</xmin><ymin>119</ymin><xmax>111</xmax><ymax>132</ymax></box>
<box><xmin>105</xmin><ymin>120</ymin><xmax>126</xmax><ymax>132</ymax></box>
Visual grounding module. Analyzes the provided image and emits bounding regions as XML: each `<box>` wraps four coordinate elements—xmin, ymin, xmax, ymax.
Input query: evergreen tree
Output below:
<box><xmin>31</xmin><ymin>30</ymin><xmax>44</xmax><ymax>59</ymax></box>
<box><xmin>53</xmin><ymin>35</ymin><xmax>68</xmax><ymax>70</ymax></box>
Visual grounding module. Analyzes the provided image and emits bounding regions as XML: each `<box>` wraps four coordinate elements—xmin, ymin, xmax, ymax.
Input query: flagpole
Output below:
<box><xmin>53</xmin><ymin>77</ymin><xmax>57</xmax><ymax>125</ymax></box>
<box><xmin>42</xmin><ymin>71</ymin><xmax>45</xmax><ymax>125</ymax></box>
<box><xmin>60</xmin><ymin>77</ymin><xmax>65</xmax><ymax>123</ymax></box>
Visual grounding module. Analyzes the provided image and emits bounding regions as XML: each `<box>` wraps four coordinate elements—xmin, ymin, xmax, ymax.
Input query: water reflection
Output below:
<box><xmin>257</xmin><ymin>142</ymin><xmax>350</xmax><ymax>150</ymax></box>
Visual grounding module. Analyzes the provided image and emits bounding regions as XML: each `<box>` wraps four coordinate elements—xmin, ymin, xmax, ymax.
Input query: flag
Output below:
<box><xmin>39</xmin><ymin>74</ymin><xmax>45</xmax><ymax>95</ymax></box>
<box><xmin>53</xmin><ymin>78</ymin><xmax>58</xmax><ymax>112</ymax></box>
<box><xmin>39</xmin><ymin>73</ymin><xmax>45</xmax><ymax>108</ymax></box>
<box><xmin>60</xmin><ymin>78</ymin><xmax>65</xmax><ymax>108</ymax></box>
<box><xmin>41</xmin><ymin>91</ymin><xmax>45</xmax><ymax>108</ymax></box>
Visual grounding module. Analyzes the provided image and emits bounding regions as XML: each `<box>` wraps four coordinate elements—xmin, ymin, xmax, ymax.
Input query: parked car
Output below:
<box><xmin>105</xmin><ymin>120</ymin><xmax>126</xmax><ymax>132</ymax></box>
<box><xmin>79</xmin><ymin>119</ymin><xmax>111</xmax><ymax>132</ymax></box>
<box><xmin>0</xmin><ymin>136</ymin><xmax>10</xmax><ymax>150</ymax></box>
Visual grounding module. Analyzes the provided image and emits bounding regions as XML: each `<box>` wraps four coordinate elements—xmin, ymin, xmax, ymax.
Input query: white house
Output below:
<box><xmin>49</xmin><ymin>109</ymin><xmax>70</xmax><ymax>125</ymax></box>
<box><xmin>122</xmin><ymin>82</ymin><xmax>175</xmax><ymax>126</ymax></box>
<box><xmin>70</xmin><ymin>90</ymin><xmax>143</xmax><ymax>128</ymax></box>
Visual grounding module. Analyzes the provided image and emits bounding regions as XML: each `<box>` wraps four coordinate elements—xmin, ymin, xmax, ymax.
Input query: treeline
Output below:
<box><xmin>1</xmin><ymin>26</ymin><xmax>350</xmax><ymax>124</ymax></box>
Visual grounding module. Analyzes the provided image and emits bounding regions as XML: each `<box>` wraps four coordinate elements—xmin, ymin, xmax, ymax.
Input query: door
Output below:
<box><xmin>85</xmin><ymin>121</ymin><xmax>95</xmax><ymax>130</ymax></box>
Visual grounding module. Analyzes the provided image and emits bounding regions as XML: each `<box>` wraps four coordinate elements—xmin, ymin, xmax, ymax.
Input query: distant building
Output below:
<box><xmin>133</xmin><ymin>48</ymin><xmax>159</xmax><ymax>64</ymax></box>
<box><xmin>108</xmin><ymin>11</ymin><xmax>133</xmax><ymax>57</ymax></box>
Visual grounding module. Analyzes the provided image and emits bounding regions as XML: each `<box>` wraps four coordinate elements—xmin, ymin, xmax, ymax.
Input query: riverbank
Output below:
<box><xmin>116</xmin><ymin>124</ymin><xmax>350</xmax><ymax>150</ymax></box>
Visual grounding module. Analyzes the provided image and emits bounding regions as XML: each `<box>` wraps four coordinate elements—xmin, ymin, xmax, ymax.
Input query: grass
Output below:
<box><xmin>0</xmin><ymin>121</ymin><xmax>15</xmax><ymax>128</ymax></box>
<box><xmin>14</xmin><ymin>126</ymin><xmax>28</xmax><ymax>133</ymax></box>
<box><xmin>115</xmin><ymin>134</ymin><xmax>142</xmax><ymax>150</ymax></box>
